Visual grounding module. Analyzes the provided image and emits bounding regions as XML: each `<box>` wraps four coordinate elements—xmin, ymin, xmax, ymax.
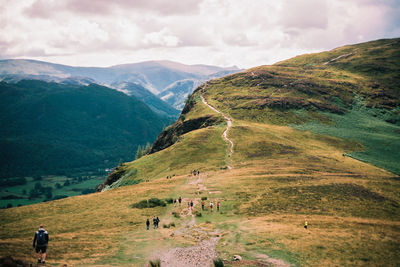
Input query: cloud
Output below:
<box><xmin>1</xmin><ymin>0</ymin><xmax>399</xmax><ymax>69</ymax></box>
<box><xmin>24</xmin><ymin>0</ymin><xmax>200</xmax><ymax>18</ymax></box>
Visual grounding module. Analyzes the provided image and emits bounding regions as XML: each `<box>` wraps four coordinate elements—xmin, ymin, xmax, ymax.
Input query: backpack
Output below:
<box><xmin>37</xmin><ymin>231</ymin><xmax>46</xmax><ymax>245</ymax></box>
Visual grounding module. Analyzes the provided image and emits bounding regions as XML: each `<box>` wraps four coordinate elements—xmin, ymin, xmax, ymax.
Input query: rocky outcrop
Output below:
<box><xmin>96</xmin><ymin>166</ymin><xmax>126</xmax><ymax>192</ymax></box>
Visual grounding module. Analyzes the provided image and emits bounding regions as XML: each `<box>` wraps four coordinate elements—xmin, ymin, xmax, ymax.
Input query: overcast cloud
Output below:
<box><xmin>1</xmin><ymin>0</ymin><xmax>399</xmax><ymax>68</ymax></box>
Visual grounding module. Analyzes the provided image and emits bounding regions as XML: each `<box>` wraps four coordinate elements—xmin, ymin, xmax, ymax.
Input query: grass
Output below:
<box><xmin>293</xmin><ymin>103</ymin><xmax>400</xmax><ymax>175</ymax></box>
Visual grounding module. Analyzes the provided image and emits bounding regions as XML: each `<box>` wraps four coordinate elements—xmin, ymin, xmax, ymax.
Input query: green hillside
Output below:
<box><xmin>1</xmin><ymin>39</ymin><xmax>399</xmax><ymax>266</ymax></box>
<box><xmin>0</xmin><ymin>80</ymin><xmax>170</xmax><ymax>179</ymax></box>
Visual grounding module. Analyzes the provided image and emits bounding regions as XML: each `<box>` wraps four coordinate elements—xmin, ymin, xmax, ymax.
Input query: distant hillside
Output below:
<box><xmin>0</xmin><ymin>59</ymin><xmax>240</xmax><ymax>112</ymax></box>
<box><xmin>158</xmin><ymin>79</ymin><xmax>202</xmax><ymax>109</ymax></box>
<box><xmin>0</xmin><ymin>80</ymin><xmax>170</xmax><ymax>178</ymax></box>
<box><xmin>111</xmin><ymin>82</ymin><xmax>180</xmax><ymax>119</ymax></box>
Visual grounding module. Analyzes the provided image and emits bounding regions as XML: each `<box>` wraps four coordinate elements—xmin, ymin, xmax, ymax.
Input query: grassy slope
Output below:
<box><xmin>1</xmin><ymin>38</ymin><xmax>399</xmax><ymax>266</ymax></box>
<box><xmin>200</xmin><ymin>38</ymin><xmax>400</xmax><ymax>174</ymax></box>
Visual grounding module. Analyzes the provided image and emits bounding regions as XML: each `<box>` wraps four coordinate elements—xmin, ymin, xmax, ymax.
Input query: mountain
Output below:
<box><xmin>0</xmin><ymin>59</ymin><xmax>241</xmax><ymax>111</ymax></box>
<box><xmin>0</xmin><ymin>80</ymin><xmax>169</xmax><ymax>178</ymax></box>
<box><xmin>111</xmin><ymin>81</ymin><xmax>180</xmax><ymax>119</ymax></box>
<box><xmin>1</xmin><ymin>38</ymin><xmax>399</xmax><ymax>267</ymax></box>
<box><xmin>158</xmin><ymin>79</ymin><xmax>202</xmax><ymax>109</ymax></box>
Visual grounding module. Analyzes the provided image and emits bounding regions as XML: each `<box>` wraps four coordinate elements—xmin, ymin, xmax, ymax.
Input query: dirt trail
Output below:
<box><xmin>200</xmin><ymin>95</ymin><xmax>234</xmax><ymax>169</ymax></box>
<box><xmin>156</xmin><ymin>173</ymin><xmax>222</xmax><ymax>267</ymax></box>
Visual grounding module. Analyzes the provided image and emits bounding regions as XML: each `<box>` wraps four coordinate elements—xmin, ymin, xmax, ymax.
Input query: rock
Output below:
<box><xmin>233</xmin><ymin>255</ymin><xmax>242</xmax><ymax>261</ymax></box>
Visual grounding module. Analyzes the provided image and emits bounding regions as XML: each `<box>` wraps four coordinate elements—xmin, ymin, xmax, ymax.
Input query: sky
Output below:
<box><xmin>1</xmin><ymin>0</ymin><xmax>399</xmax><ymax>69</ymax></box>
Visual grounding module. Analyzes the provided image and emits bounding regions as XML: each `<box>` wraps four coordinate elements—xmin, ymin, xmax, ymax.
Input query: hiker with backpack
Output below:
<box><xmin>210</xmin><ymin>201</ymin><xmax>214</xmax><ymax>212</ymax></box>
<box><xmin>33</xmin><ymin>225</ymin><xmax>49</xmax><ymax>264</ymax></box>
<box><xmin>217</xmin><ymin>201</ymin><xmax>220</xmax><ymax>211</ymax></box>
<box><xmin>146</xmin><ymin>218</ymin><xmax>150</xmax><ymax>230</ymax></box>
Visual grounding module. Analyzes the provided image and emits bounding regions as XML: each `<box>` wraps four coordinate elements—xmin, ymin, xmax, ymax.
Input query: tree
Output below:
<box><xmin>135</xmin><ymin>145</ymin><xmax>143</xmax><ymax>160</ymax></box>
<box><xmin>33</xmin><ymin>175</ymin><xmax>42</xmax><ymax>181</ymax></box>
<box><xmin>34</xmin><ymin>182</ymin><xmax>43</xmax><ymax>191</ymax></box>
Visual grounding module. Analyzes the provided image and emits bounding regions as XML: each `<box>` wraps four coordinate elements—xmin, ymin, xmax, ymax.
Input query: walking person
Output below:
<box><xmin>210</xmin><ymin>201</ymin><xmax>214</xmax><ymax>212</ymax></box>
<box><xmin>201</xmin><ymin>201</ymin><xmax>205</xmax><ymax>211</ymax></box>
<box><xmin>156</xmin><ymin>217</ymin><xmax>160</xmax><ymax>228</ymax></box>
<box><xmin>146</xmin><ymin>219</ymin><xmax>150</xmax><ymax>230</ymax></box>
<box><xmin>178</xmin><ymin>197</ymin><xmax>182</xmax><ymax>205</ymax></box>
<box><xmin>190</xmin><ymin>200</ymin><xmax>193</xmax><ymax>210</ymax></box>
<box><xmin>304</xmin><ymin>221</ymin><xmax>308</xmax><ymax>230</ymax></box>
<box><xmin>153</xmin><ymin>217</ymin><xmax>157</xmax><ymax>229</ymax></box>
<box><xmin>33</xmin><ymin>225</ymin><xmax>49</xmax><ymax>264</ymax></box>
<box><xmin>217</xmin><ymin>201</ymin><xmax>220</xmax><ymax>212</ymax></box>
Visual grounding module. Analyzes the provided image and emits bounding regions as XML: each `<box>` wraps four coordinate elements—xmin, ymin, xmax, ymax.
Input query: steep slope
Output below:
<box><xmin>0</xmin><ymin>80</ymin><xmax>169</xmax><ymax>178</ymax></box>
<box><xmin>1</xmin><ymin>39</ymin><xmax>399</xmax><ymax>267</ymax></box>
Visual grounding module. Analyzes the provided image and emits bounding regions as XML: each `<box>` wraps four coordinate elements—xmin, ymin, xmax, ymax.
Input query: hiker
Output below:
<box><xmin>190</xmin><ymin>200</ymin><xmax>194</xmax><ymax>210</ymax></box>
<box><xmin>201</xmin><ymin>201</ymin><xmax>205</xmax><ymax>210</ymax></box>
<box><xmin>146</xmin><ymin>219</ymin><xmax>150</xmax><ymax>230</ymax></box>
<box><xmin>197</xmin><ymin>170</ymin><xmax>200</xmax><ymax>176</ymax></box>
<box><xmin>217</xmin><ymin>201</ymin><xmax>220</xmax><ymax>211</ymax></box>
<box><xmin>174</xmin><ymin>199</ymin><xmax>177</xmax><ymax>207</ymax></box>
<box><xmin>210</xmin><ymin>201</ymin><xmax>214</xmax><ymax>211</ymax></box>
<box><xmin>304</xmin><ymin>221</ymin><xmax>308</xmax><ymax>230</ymax></box>
<box><xmin>153</xmin><ymin>217</ymin><xmax>157</xmax><ymax>229</ymax></box>
<box><xmin>156</xmin><ymin>217</ymin><xmax>160</xmax><ymax>228</ymax></box>
<box><xmin>178</xmin><ymin>197</ymin><xmax>182</xmax><ymax>205</ymax></box>
<box><xmin>33</xmin><ymin>225</ymin><xmax>49</xmax><ymax>264</ymax></box>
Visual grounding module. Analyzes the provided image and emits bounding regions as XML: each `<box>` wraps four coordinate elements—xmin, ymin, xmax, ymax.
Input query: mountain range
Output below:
<box><xmin>0</xmin><ymin>59</ymin><xmax>240</xmax><ymax>110</ymax></box>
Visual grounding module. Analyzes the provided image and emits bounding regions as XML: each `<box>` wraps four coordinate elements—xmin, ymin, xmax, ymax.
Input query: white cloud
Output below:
<box><xmin>0</xmin><ymin>0</ymin><xmax>398</xmax><ymax>69</ymax></box>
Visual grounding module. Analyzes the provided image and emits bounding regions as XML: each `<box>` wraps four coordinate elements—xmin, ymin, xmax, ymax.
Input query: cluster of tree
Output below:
<box><xmin>135</xmin><ymin>142</ymin><xmax>152</xmax><ymax>160</ymax></box>
<box><xmin>0</xmin><ymin>177</ymin><xmax>27</xmax><ymax>188</ymax></box>
<box><xmin>29</xmin><ymin>182</ymin><xmax>53</xmax><ymax>200</ymax></box>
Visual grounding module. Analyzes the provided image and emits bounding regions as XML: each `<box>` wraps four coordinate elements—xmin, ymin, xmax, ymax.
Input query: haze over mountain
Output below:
<box><xmin>0</xmin><ymin>59</ymin><xmax>240</xmax><ymax>110</ymax></box>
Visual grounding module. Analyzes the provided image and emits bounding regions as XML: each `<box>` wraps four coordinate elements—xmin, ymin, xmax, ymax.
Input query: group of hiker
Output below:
<box><xmin>173</xmin><ymin>196</ymin><xmax>183</xmax><ymax>206</ymax></box>
<box><xmin>201</xmin><ymin>200</ymin><xmax>220</xmax><ymax>211</ymax></box>
<box><xmin>146</xmin><ymin>216</ymin><xmax>160</xmax><ymax>230</ymax></box>
<box><xmin>191</xmin><ymin>169</ymin><xmax>200</xmax><ymax>176</ymax></box>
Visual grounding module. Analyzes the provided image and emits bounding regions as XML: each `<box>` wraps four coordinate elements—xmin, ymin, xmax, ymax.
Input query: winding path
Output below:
<box><xmin>157</xmin><ymin>173</ymin><xmax>221</xmax><ymax>267</ymax></box>
<box><xmin>200</xmin><ymin>95</ymin><xmax>234</xmax><ymax>169</ymax></box>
